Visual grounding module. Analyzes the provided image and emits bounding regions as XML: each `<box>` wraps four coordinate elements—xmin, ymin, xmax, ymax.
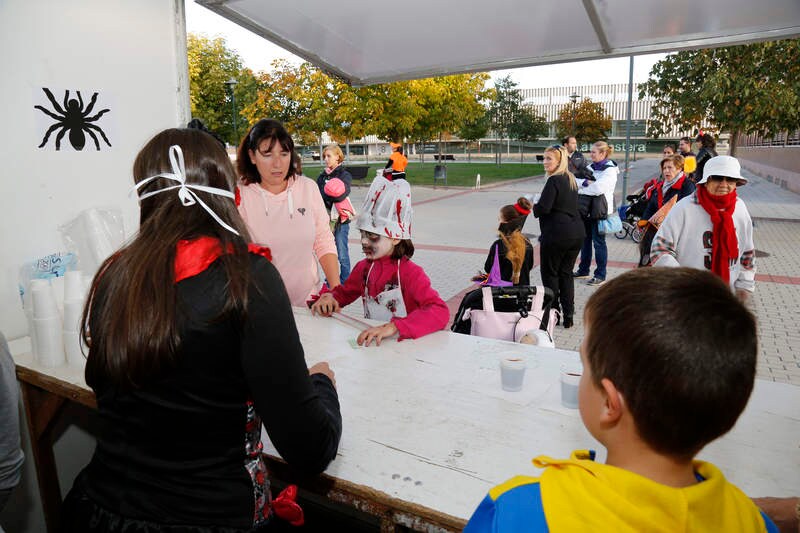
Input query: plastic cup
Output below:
<box><xmin>560</xmin><ymin>363</ymin><xmax>583</xmax><ymax>409</ymax></box>
<box><xmin>64</xmin><ymin>270</ymin><xmax>84</xmax><ymax>301</ymax></box>
<box><xmin>62</xmin><ymin>299</ymin><xmax>84</xmax><ymax>334</ymax></box>
<box><xmin>63</xmin><ymin>331</ymin><xmax>86</xmax><ymax>367</ymax></box>
<box><xmin>32</xmin><ymin>285</ymin><xmax>58</xmax><ymax>319</ymax></box>
<box><xmin>33</xmin><ymin>316</ymin><xmax>65</xmax><ymax>367</ymax></box>
<box><xmin>500</xmin><ymin>357</ymin><xmax>527</xmax><ymax>392</ymax></box>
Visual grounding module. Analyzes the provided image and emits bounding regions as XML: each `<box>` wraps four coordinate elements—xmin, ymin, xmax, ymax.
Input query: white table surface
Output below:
<box><xmin>259</xmin><ymin>308</ymin><xmax>800</xmax><ymax>521</ymax></box>
<box><xmin>10</xmin><ymin>309</ymin><xmax>800</xmax><ymax>523</ymax></box>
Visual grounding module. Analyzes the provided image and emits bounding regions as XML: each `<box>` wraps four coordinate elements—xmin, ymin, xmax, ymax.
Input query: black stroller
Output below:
<box><xmin>451</xmin><ymin>285</ymin><xmax>556</xmax><ymax>338</ymax></box>
<box><xmin>614</xmin><ymin>189</ymin><xmax>649</xmax><ymax>243</ymax></box>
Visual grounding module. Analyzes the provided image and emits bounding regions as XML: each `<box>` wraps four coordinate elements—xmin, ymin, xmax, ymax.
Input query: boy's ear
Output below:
<box><xmin>599</xmin><ymin>378</ymin><xmax>625</xmax><ymax>423</ymax></box>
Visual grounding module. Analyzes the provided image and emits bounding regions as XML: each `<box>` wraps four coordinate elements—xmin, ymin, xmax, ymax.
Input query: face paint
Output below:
<box><xmin>360</xmin><ymin>231</ymin><xmax>394</xmax><ymax>259</ymax></box>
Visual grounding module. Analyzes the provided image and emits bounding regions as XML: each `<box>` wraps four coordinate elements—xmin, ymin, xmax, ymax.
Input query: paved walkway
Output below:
<box><xmin>340</xmin><ymin>157</ymin><xmax>800</xmax><ymax>385</ymax></box>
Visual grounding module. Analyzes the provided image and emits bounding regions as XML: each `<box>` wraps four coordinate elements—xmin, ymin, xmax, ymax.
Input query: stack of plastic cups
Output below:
<box><xmin>62</xmin><ymin>270</ymin><xmax>86</xmax><ymax>367</ymax></box>
<box><xmin>31</xmin><ymin>281</ymin><xmax>65</xmax><ymax>367</ymax></box>
<box><xmin>24</xmin><ymin>279</ymin><xmax>50</xmax><ymax>358</ymax></box>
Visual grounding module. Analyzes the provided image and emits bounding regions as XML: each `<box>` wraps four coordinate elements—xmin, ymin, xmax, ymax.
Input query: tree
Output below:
<box><xmin>639</xmin><ymin>39</ymin><xmax>800</xmax><ymax>155</ymax></box>
<box><xmin>508</xmin><ymin>107</ymin><xmax>548</xmax><ymax>161</ymax></box>
<box><xmin>553</xmin><ymin>98</ymin><xmax>612</xmax><ymax>144</ymax></box>
<box><xmin>489</xmin><ymin>76</ymin><xmax>521</xmax><ymax>164</ymax></box>
<box><xmin>457</xmin><ymin>111</ymin><xmax>490</xmax><ymax>162</ymax></box>
<box><xmin>187</xmin><ymin>33</ymin><xmax>259</xmax><ymax>145</ymax></box>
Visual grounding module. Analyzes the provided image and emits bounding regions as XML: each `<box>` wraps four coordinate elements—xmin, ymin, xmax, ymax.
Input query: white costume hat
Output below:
<box><xmin>698</xmin><ymin>155</ymin><xmax>747</xmax><ymax>185</ymax></box>
<box><xmin>355</xmin><ymin>176</ymin><xmax>412</xmax><ymax>239</ymax></box>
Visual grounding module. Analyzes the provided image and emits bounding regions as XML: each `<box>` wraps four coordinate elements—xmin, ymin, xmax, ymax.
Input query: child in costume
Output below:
<box><xmin>479</xmin><ymin>197</ymin><xmax>534</xmax><ymax>286</ymax></box>
<box><xmin>465</xmin><ymin>267</ymin><xmax>777</xmax><ymax>533</ymax></box>
<box><xmin>311</xmin><ymin>176</ymin><xmax>448</xmax><ymax>346</ymax></box>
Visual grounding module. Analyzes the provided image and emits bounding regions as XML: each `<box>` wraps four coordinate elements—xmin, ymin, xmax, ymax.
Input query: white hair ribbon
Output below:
<box><xmin>131</xmin><ymin>145</ymin><xmax>239</xmax><ymax>235</ymax></box>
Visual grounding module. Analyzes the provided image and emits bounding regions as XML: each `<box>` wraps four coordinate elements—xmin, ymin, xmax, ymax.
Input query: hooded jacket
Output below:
<box><xmin>465</xmin><ymin>450</ymin><xmax>776</xmax><ymax>532</ymax></box>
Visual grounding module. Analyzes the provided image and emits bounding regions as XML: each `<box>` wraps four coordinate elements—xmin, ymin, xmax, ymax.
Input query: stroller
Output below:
<box><xmin>614</xmin><ymin>189</ymin><xmax>649</xmax><ymax>243</ymax></box>
<box><xmin>451</xmin><ymin>285</ymin><xmax>556</xmax><ymax>344</ymax></box>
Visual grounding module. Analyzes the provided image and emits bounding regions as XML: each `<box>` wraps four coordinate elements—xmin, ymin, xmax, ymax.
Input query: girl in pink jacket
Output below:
<box><xmin>311</xmin><ymin>177</ymin><xmax>449</xmax><ymax>346</ymax></box>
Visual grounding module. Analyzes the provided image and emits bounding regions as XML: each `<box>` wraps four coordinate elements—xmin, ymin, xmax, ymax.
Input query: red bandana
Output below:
<box><xmin>513</xmin><ymin>203</ymin><xmax>531</xmax><ymax>216</ymax></box>
<box><xmin>174</xmin><ymin>236</ymin><xmax>272</xmax><ymax>283</ymax></box>
<box><xmin>695</xmin><ymin>186</ymin><xmax>738</xmax><ymax>284</ymax></box>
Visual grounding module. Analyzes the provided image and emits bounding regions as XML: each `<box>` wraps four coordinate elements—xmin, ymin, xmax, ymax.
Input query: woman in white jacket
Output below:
<box><xmin>574</xmin><ymin>141</ymin><xmax>619</xmax><ymax>286</ymax></box>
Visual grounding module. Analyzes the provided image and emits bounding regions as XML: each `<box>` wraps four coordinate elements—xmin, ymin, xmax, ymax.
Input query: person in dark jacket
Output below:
<box><xmin>562</xmin><ymin>136</ymin><xmax>592</xmax><ymax>182</ymax></box>
<box><xmin>484</xmin><ymin>198</ymin><xmax>534</xmax><ymax>286</ymax></box>
<box><xmin>638</xmin><ymin>154</ymin><xmax>696</xmax><ymax>266</ymax></box>
<box><xmin>61</xmin><ymin>128</ymin><xmax>342</xmax><ymax>532</ymax></box>
<box><xmin>533</xmin><ymin>145</ymin><xmax>586</xmax><ymax>328</ymax></box>
<box><xmin>318</xmin><ymin>144</ymin><xmax>354</xmax><ymax>281</ymax></box>
<box><xmin>694</xmin><ymin>131</ymin><xmax>719</xmax><ymax>184</ymax></box>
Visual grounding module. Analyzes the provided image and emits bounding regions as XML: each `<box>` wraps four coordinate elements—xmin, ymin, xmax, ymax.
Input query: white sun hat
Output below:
<box><xmin>698</xmin><ymin>155</ymin><xmax>747</xmax><ymax>185</ymax></box>
<box><xmin>355</xmin><ymin>176</ymin><xmax>413</xmax><ymax>239</ymax></box>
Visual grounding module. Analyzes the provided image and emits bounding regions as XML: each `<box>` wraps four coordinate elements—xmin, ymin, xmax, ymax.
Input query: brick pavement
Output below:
<box><xmin>341</xmin><ymin>158</ymin><xmax>800</xmax><ymax>385</ymax></box>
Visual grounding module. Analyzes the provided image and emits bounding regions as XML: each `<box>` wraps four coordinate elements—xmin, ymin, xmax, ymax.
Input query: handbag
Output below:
<box><xmin>597</xmin><ymin>213</ymin><xmax>623</xmax><ymax>235</ymax></box>
<box><xmin>466</xmin><ymin>286</ymin><xmax>555</xmax><ymax>343</ymax></box>
<box><xmin>578</xmin><ymin>194</ymin><xmax>608</xmax><ymax>220</ymax></box>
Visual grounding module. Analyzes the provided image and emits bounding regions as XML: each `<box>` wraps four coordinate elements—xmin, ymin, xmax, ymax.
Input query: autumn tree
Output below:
<box><xmin>509</xmin><ymin>107</ymin><xmax>548</xmax><ymax>162</ymax></box>
<box><xmin>488</xmin><ymin>76</ymin><xmax>522</xmax><ymax>164</ymax></box>
<box><xmin>639</xmin><ymin>39</ymin><xmax>800</xmax><ymax>155</ymax></box>
<box><xmin>187</xmin><ymin>33</ymin><xmax>259</xmax><ymax>145</ymax></box>
<box><xmin>457</xmin><ymin>111</ymin><xmax>491</xmax><ymax>162</ymax></box>
<box><xmin>553</xmin><ymin>98</ymin><xmax>612</xmax><ymax>144</ymax></box>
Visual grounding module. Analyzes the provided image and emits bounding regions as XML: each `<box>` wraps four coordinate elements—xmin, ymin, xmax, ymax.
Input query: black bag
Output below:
<box><xmin>578</xmin><ymin>194</ymin><xmax>608</xmax><ymax>220</ymax></box>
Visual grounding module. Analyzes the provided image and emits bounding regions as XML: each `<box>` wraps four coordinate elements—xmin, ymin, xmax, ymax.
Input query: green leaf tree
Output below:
<box><xmin>187</xmin><ymin>33</ymin><xmax>259</xmax><ymax>145</ymax></box>
<box><xmin>457</xmin><ymin>111</ymin><xmax>491</xmax><ymax>162</ymax></box>
<box><xmin>638</xmin><ymin>39</ymin><xmax>800</xmax><ymax>155</ymax></box>
<box><xmin>553</xmin><ymin>98</ymin><xmax>612</xmax><ymax>144</ymax></box>
<box><xmin>489</xmin><ymin>76</ymin><xmax>522</xmax><ymax>164</ymax></box>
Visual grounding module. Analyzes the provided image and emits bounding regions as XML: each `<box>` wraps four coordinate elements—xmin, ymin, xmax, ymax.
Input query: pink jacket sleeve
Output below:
<box><xmin>307</xmin><ymin>178</ymin><xmax>337</xmax><ymax>259</ymax></box>
<box><xmin>391</xmin><ymin>260</ymin><xmax>450</xmax><ymax>340</ymax></box>
<box><xmin>331</xmin><ymin>260</ymin><xmax>367</xmax><ymax>307</ymax></box>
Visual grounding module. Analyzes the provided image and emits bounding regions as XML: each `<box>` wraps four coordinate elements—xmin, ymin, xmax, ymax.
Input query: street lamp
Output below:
<box><xmin>569</xmin><ymin>92</ymin><xmax>580</xmax><ymax>135</ymax></box>
<box><xmin>224</xmin><ymin>78</ymin><xmax>238</xmax><ymax>144</ymax></box>
<box><xmin>341</xmin><ymin>121</ymin><xmax>351</xmax><ymax>161</ymax></box>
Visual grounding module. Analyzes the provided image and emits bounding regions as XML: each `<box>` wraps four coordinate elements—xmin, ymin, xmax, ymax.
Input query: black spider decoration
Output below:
<box><xmin>35</xmin><ymin>88</ymin><xmax>111</xmax><ymax>151</ymax></box>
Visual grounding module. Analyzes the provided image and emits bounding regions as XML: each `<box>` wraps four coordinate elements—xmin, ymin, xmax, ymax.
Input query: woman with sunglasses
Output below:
<box><xmin>651</xmin><ymin>156</ymin><xmax>755</xmax><ymax>302</ymax></box>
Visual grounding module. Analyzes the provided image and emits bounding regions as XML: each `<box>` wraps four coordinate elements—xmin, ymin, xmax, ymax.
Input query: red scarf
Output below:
<box><xmin>695</xmin><ymin>186</ymin><xmax>738</xmax><ymax>284</ymax></box>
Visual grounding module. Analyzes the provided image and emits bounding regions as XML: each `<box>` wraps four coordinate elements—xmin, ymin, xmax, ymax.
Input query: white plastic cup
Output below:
<box><xmin>64</xmin><ymin>270</ymin><xmax>84</xmax><ymax>301</ymax></box>
<box><xmin>62</xmin><ymin>299</ymin><xmax>84</xmax><ymax>334</ymax></box>
<box><xmin>32</xmin><ymin>284</ymin><xmax>58</xmax><ymax>319</ymax></box>
<box><xmin>500</xmin><ymin>357</ymin><xmax>527</xmax><ymax>392</ymax></box>
<box><xmin>63</xmin><ymin>330</ymin><xmax>86</xmax><ymax>367</ymax></box>
<box><xmin>33</xmin><ymin>316</ymin><xmax>65</xmax><ymax>367</ymax></box>
<box><xmin>560</xmin><ymin>364</ymin><xmax>583</xmax><ymax>409</ymax></box>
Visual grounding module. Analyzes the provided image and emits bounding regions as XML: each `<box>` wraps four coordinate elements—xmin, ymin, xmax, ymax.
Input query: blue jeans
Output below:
<box><xmin>577</xmin><ymin>218</ymin><xmax>607</xmax><ymax>280</ymax></box>
<box><xmin>334</xmin><ymin>222</ymin><xmax>351</xmax><ymax>282</ymax></box>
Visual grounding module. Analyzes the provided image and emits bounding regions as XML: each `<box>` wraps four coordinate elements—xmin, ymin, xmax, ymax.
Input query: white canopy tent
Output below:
<box><xmin>196</xmin><ymin>0</ymin><xmax>800</xmax><ymax>86</ymax></box>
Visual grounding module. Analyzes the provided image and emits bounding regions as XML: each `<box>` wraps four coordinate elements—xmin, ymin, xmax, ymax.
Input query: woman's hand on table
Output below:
<box><xmin>311</xmin><ymin>293</ymin><xmax>340</xmax><ymax>316</ymax></box>
<box><xmin>357</xmin><ymin>322</ymin><xmax>398</xmax><ymax>347</ymax></box>
<box><xmin>309</xmin><ymin>362</ymin><xmax>336</xmax><ymax>388</ymax></box>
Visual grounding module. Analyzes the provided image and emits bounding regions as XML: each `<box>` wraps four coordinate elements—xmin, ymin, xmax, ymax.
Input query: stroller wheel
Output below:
<box><xmin>614</xmin><ymin>227</ymin><xmax>628</xmax><ymax>239</ymax></box>
<box><xmin>631</xmin><ymin>225</ymin><xmax>645</xmax><ymax>243</ymax></box>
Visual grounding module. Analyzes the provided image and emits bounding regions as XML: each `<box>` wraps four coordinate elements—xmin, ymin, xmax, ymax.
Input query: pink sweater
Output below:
<box><xmin>331</xmin><ymin>256</ymin><xmax>449</xmax><ymax>340</ymax></box>
<box><xmin>237</xmin><ymin>176</ymin><xmax>337</xmax><ymax>306</ymax></box>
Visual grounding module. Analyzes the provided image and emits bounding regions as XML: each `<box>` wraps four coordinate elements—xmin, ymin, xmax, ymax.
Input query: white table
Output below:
<box><xmin>260</xmin><ymin>308</ymin><xmax>800</xmax><ymax>528</ymax></box>
<box><xmin>11</xmin><ymin>309</ymin><xmax>800</xmax><ymax>532</ymax></box>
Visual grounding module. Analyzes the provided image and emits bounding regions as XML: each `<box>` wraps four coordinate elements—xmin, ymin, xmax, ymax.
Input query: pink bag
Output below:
<box><xmin>466</xmin><ymin>286</ymin><xmax>555</xmax><ymax>343</ymax></box>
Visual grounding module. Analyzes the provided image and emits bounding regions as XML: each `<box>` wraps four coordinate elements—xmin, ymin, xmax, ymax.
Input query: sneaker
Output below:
<box><xmin>573</xmin><ymin>271</ymin><xmax>590</xmax><ymax>279</ymax></box>
<box><xmin>586</xmin><ymin>277</ymin><xmax>606</xmax><ymax>286</ymax></box>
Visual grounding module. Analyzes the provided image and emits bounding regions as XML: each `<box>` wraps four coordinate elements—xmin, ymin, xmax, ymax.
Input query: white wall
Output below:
<box><xmin>0</xmin><ymin>0</ymin><xmax>190</xmax><ymax>339</ymax></box>
<box><xmin>0</xmin><ymin>1</ymin><xmax>190</xmax><ymax>530</ymax></box>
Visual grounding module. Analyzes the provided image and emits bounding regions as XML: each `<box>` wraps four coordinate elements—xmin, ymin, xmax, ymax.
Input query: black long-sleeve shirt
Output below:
<box><xmin>532</xmin><ymin>173</ymin><xmax>586</xmax><ymax>244</ymax></box>
<box><xmin>76</xmin><ymin>254</ymin><xmax>342</xmax><ymax>530</ymax></box>
<box><xmin>485</xmin><ymin>238</ymin><xmax>534</xmax><ymax>286</ymax></box>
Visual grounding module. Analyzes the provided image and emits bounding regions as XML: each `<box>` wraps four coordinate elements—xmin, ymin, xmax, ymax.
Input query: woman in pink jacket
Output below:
<box><xmin>236</xmin><ymin>119</ymin><xmax>340</xmax><ymax>306</ymax></box>
<box><xmin>311</xmin><ymin>176</ymin><xmax>449</xmax><ymax>346</ymax></box>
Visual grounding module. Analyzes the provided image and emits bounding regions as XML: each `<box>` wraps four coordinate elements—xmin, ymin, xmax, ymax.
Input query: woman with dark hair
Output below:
<box><xmin>694</xmin><ymin>131</ymin><xmax>718</xmax><ymax>184</ymax></box>
<box><xmin>61</xmin><ymin>127</ymin><xmax>342</xmax><ymax>532</ymax></box>
<box><xmin>484</xmin><ymin>197</ymin><xmax>535</xmax><ymax>286</ymax></box>
<box><xmin>237</xmin><ymin>119</ymin><xmax>340</xmax><ymax>305</ymax></box>
<box><xmin>532</xmin><ymin>145</ymin><xmax>585</xmax><ymax>328</ymax></box>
